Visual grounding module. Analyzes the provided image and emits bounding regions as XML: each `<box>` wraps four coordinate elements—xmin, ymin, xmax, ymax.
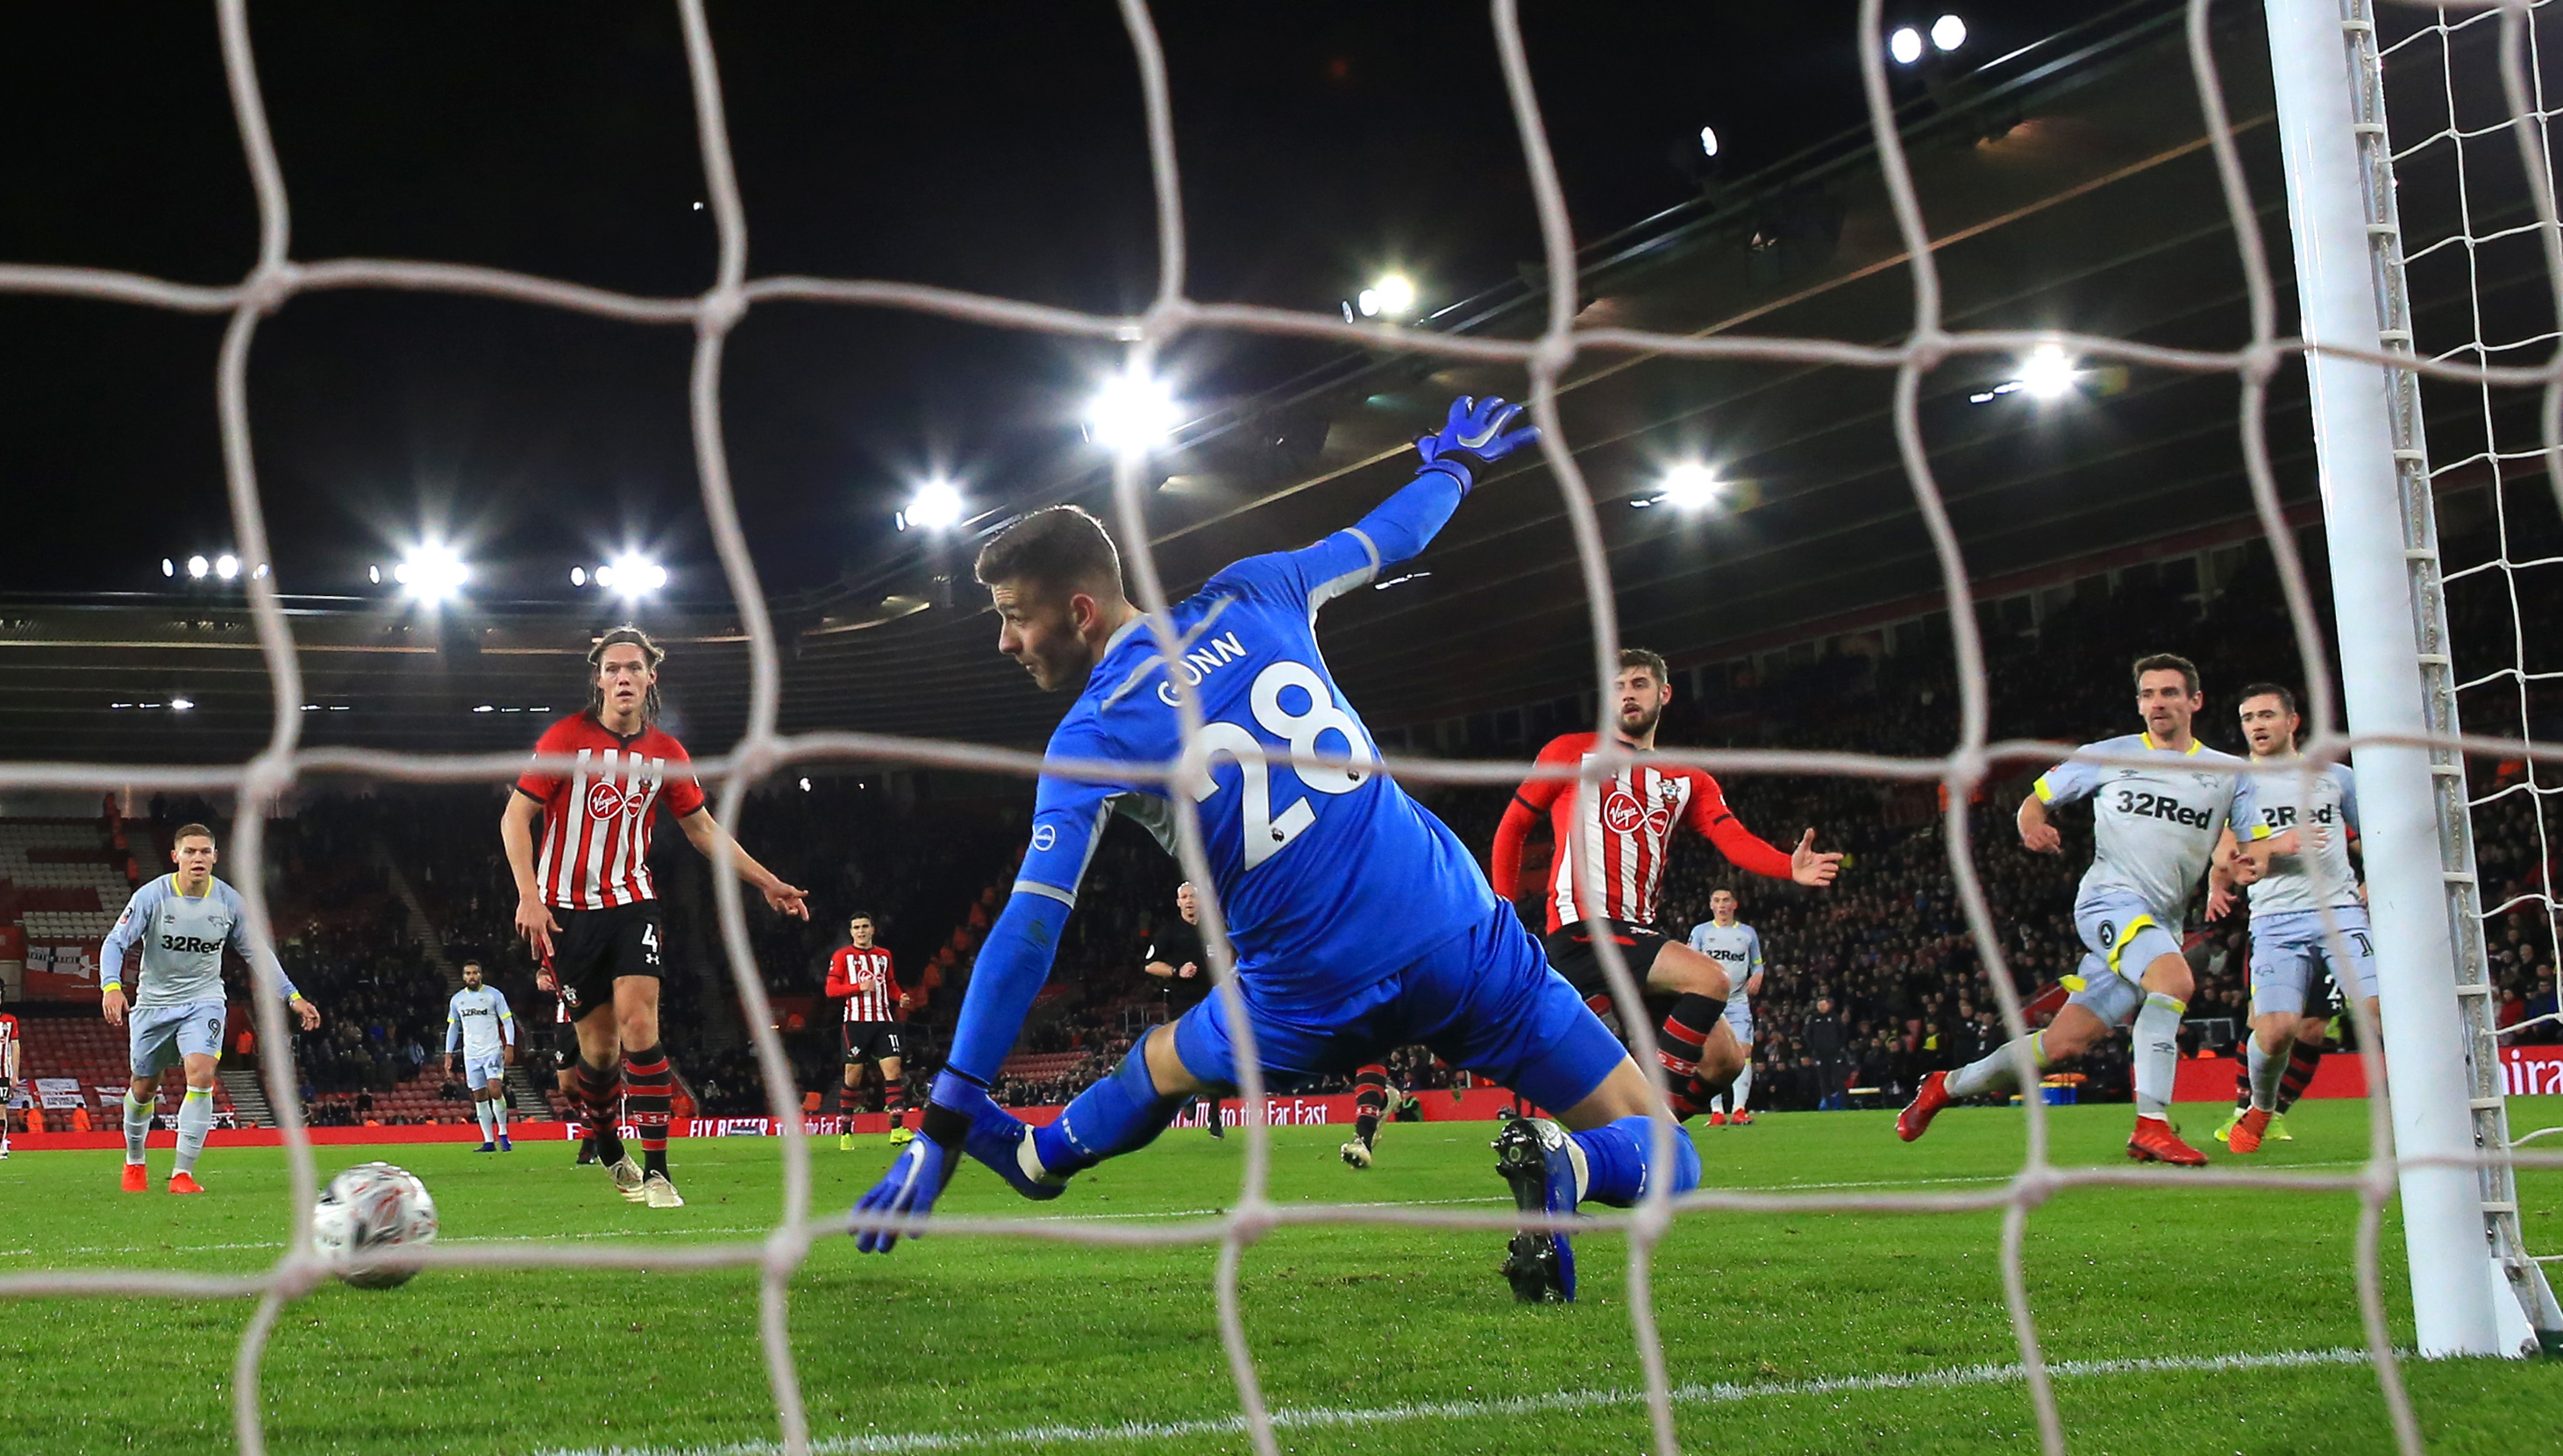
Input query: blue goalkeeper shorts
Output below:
<box><xmin>1171</xmin><ymin>900</ymin><xmax>1627</xmax><ymax>1116</ymax></box>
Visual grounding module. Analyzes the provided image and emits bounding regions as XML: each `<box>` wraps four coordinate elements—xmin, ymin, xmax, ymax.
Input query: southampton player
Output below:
<box><xmin>1340</xmin><ymin>1062</ymin><xmax>1392</xmax><ymax>1168</ymax></box>
<box><xmin>1899</xmin><ymin>655</ymin><xmax>2262</xmax><ymax>1164</ymax></box>
<box><xmin>853</xmin><ymin>397</ymin><xmax>1701</xmax><ymax>1303</ymax></box>
<box><xmin>532</xmin><ymin>964</ymin><xmax>598</xmax><ymax>1163</ymax></box>
<box><xmin>1142</xmin><ymin>882</ymin><xmax>1224</xmax><ymax>1139</ymax></box>
<box><xmin>502</xmin><ymin>626</ymin><xmax>810</xmax><ymax>1208</ymax></box>
<box><xmin>2218</xmin><ymin>683</ymin><xmax>2374</xmax><ymax>1155</ymax></box>
<box><xmin>827</xmin><ymin>913</ymin><xmax>911</xmax><ymax>1149</ymax></box>
<box><xmin>1686</xmin><ymin>889</ymin><xmax>1763</xmax><ymax>1126</ymax></box>
<box><xmin>1491</xmin><ymin>650</ymin><xmax>1840</xmax><ymax>1119</ymax></box>
<box><xmin>442</xmin><ymin>959</ymin><xmax>517</xmax><ymax>1153</ymax></box>
<box><xmin>98</xmin><ymin>823</ymin><xmax>323</xmax><ymax>1193</ymax></box>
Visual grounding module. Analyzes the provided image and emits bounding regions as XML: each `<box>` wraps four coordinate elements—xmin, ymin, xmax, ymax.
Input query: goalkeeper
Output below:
<box><xmin>851</xmin><ymin>396</ymin><xmax>1700</xmax><ymax>1302</ymax></box>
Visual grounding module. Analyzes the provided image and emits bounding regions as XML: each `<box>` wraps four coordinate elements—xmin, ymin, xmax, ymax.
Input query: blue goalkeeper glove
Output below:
<box><xmin>1413</xmin><ymin>395</ymin><xmax>1539</xmax><ymax>489</ymax></box>
<box><xmin>851</xmin><ymin>1069</ymin><xmax>1060</xmax><ymax>1254</ymax></box>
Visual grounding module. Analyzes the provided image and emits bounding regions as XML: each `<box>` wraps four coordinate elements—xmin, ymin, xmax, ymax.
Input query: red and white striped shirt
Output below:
<box><xmin>514</xmin><ymin>714</ymin><xmax>707</xmax><ymax>911</ymax></box>
<box><xmin>1491</xmin><ymin>732</ymin><xmax>1793</xmax><ymax>934</ymax></box>
<box><xmin>826</xmin><ymin>946</ymin><xmax>901</xmax><ymax>1023</ymax></box>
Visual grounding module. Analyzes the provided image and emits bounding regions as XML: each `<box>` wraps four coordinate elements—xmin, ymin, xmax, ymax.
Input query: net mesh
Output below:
<box><xmin>0</xmin><ymin>2</ymin><xmax>2558</xmax><ymax>1454</ymax></box>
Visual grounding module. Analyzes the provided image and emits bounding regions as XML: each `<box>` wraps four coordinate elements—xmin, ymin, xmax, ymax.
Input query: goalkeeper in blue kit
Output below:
<box><xmin>851</xmin><ymin>396</ymin><xmax>1699</xmax><ymax>1301</ymax></box>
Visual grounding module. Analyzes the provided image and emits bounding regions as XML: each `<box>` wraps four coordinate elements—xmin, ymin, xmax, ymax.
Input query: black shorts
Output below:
<box><xmin>1541</xmin><ymin>919</ymin><xmax>1669</xmax><ymax>1001</ymax></box>
<box><xmin>552</xmin><ymin>901</ymin><xmax>665</xmax><ymax>1023</ymax></box>
<box><xmin>551</xmin><ymin>1019</ymin><xmax>583</xmax><ymax>1063</ymax></box>
<box><xmin>843</xmin><ymin>1021</ymin><xmax>906</xmax><ymax>1064</ymax></box>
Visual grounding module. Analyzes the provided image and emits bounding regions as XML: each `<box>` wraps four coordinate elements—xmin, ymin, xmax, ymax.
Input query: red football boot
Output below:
<box><xmin>120</xmin><ymin>1162</ymin><xmax>149</xmax><ymax>1193</ymax></box>
<box><xmin>1896</xmin><ymin>1070</ymin><xmax>1952</xmax><ymax>1142</ymax></box>
<box><xmin>1727</xmin><ymin>1111</ymin><xmax>1755</xmax><ymax>1126</ymax></box>
<box><xmin>2225</xmin><ymin>1107</ymin><xmax>2273</xmax><ymax>1155</ymax></box>
<box><xmin>1705</xmin><ymin>1112</ymin><xmax>1728</xmax><ymax>1126</ymax></box>
<box><xmin>167</xmin><ymin>1171</ymin><xmax>206</xmax><ymax>1194</ymax></box>
<box><xmin>2126</xmin><ymin>1117</ymin><xmax>2207</xmax><ymax>1166</ymax></box>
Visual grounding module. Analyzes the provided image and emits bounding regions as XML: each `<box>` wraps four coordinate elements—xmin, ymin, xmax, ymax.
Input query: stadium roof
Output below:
<box><xmin>0</xmin><ymin>3</ymin><xmax>2542</xmax><ymax>767</ymax></box>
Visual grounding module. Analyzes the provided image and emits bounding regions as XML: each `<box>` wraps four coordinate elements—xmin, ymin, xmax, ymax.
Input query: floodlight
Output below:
<box><xmin>368</xmin><ymin>565</ymin><xmax>381</xmax><ymax>585</ymax></box>
<box><xmin>1698</xmin><ymin>125</ymin><xmax>1720</xmax><ymax>159</ymax></box>
<box><xmin>160</xmin><ymin>558</ymin><xmax>174</xmax><ymax>578</ymax></box>
<box><xmin>187</xmin><ymin>555</ymin><xmax>209</xmax><ymax>579</ymax></box>
<box><xmin>1932</xmin><ymin>13</ymin><xmax>1966</xmax><ymax>52</ymax></box>
<box><xmin>473</xmin><ymin>704</ymin><xmax>495</xmax><ymax>714</ymax></box>
<box><xmin>900</xmin><ymin>479</ymin><xmax>965</xmax><ymax>532</ymax></box>
<box><xmin>602</xmin><ymin>553</ymin><xmax>669</xmax><ymax>597</ymax></box>
<box><xmin>1368</xmin><ymin>273</ymin><xmax>1417</xmax><ymax>317</ymax></box>
<box><xmin>1889</xmin><ymin>25</ymin><xmax>1924</xmax><ymax>64</ymax></box>
<box><xmin>1658</xmin><ymin>463</ymin><xmax>1724</xmax><ymax>512</ymax></box>
<box><xmin>798</xmin><ymin>778</ymin><xmax>813</xmax><ymax>792</ymax></box>
<box><xmin>214</xmin><ymin>553</ymin><xmax>239</xmax><ymax>580</ymax></box>
<box><xmin>1356</xmin><ymin>288</ymin><xmax>1380</xmax><ymax>317</ymax></box>
<box><xmin>397</xmin><ymin>543</ymin><xmax>469</xmax><ymax>604</ymax></box>
<box><xmin>169</xmin><ymin>698</ymin><xmax>195</xmax><ymax>712</ymax></box>
<box><xmin>2018</xmin><ymin>344</ymin><xmax>2078</xmax><ymax>401</ymax></box>
<box><xmin>1086</xmin><ymin>369</ymin><xmax>1179</xmax><ymax>453</ymax></box>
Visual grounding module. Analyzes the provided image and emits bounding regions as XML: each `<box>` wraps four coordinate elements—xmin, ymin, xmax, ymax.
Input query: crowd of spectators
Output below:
<box><xmin>102</xmin><ymin>517</ymin><xmax>2561</xmax><ymax>1125</ymax></box>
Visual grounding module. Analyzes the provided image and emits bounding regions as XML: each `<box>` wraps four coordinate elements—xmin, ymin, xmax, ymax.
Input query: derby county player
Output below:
<box><xmin>2218</xmin><ymin>684</ymin><xmax>2374</xmax><ymax>1154</ymax></box>
<box><xmin>532</xmin><ymin>963</ymin><xmax>597</xmax><ymax>1163</ymax></box>
<box><xmin>1142</xmin><ymin>882</ymin><xmax>1225</xmax><ymax>1139</ymax></box>
<box><xmin>98</xmin><ymin>823</ymin><xmax>323</xmax><ymax>1193</ymax></box>
<box><xmin>502</xmin><ymin>626</ymin><xmax>809</xmax><ymax>1209</ymax></box>
<box><xmin>442</xmin><ymin>959</ymin><xmax>517</xmax><ymax>1152</ymax></box>
<box><xmin>853</xmin><ymin>397</ymin><xmax>1701</xmax><ymax>1303</ymax></box>
<box><xmin>1900</xmin><ymin>655</ymin><xmax>2263</xmax><ymax>1164</ymax></box>
<box><xmin>1686</xmin><ymin>888</ymin><xmax>1764</xmax><ymax>1125</ymax></box>
<box><xmin>827</xmin><ymin>913</ymin><xmax>910</xmax><ymax>1148</ymax></box>
<box><xmin>1491</xmin><ymin>650</ymin><xmax>1840</xmax><ymax>1119</ymax></box>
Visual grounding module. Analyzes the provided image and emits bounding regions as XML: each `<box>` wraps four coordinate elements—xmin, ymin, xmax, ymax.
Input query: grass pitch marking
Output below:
<box><xmin>528</xmin><ymin>1347</ymin><xmax>2377</xmax><ymax>1456</ymax></box>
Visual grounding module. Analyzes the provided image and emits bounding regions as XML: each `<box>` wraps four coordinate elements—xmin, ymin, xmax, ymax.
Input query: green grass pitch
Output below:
<box><xmin>4</xmin><ymin>1097</ymin><xmax>2557</xmax><ymax>1455</ymax></box>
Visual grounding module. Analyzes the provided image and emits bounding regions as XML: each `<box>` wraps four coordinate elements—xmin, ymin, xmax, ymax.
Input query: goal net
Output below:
<box><xmin>0</xmin><ymin>2</ymin><xmax>2556</xmax><ymax>1455</ymax></box>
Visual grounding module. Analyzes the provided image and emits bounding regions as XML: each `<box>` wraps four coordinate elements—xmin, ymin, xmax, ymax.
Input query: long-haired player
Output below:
<box><xmin>501</xmin><ymin>626</ymin><xmax>809</xmax><ymax>1208</ymax></box>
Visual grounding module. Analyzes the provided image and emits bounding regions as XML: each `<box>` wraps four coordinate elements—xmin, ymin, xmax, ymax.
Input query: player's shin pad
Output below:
<box><xmin>122</xmin><ymin>1092</ymin><xmax>152</xmax><ymax>1164</ymax></box>
<box><xmin>573</xmin><ymin>1059</ymin><xmax>624</xmax><ymax>1157</ymax></box>
<box><xmin>1946</xmin><ymin>1032</ymin><xmax>2048</xmax><ymax>1099</ymax></box>
<box><xmin>1032</xmin><ymin>1049</ymin><xmax>1186</xmax><ymax>1179</ymax></box>
<box><xmin>623</xmin><ymin>1045</ymin><xmax>673</xmax><ymax>1162</ymax></box>
<box><xmin>920</xmin><ymin>1069</ymin><xmax>1063</xmax><ymax>1202</ymax></box>
<box><xmin>2246</xmin><ymin>1036</ymin><xmax>2289</xmax><ymax>1112</ymax></box>
<box><xmin>1568</xmin><ymin>1115</ymin><xmax>1702</xmax><ymax>1208</ymax></box>
<box><xmin>2277</xmin><ymin>1041</ymin><xmax>2324</xmax><ymax>1112</ymax></box>
<box><xmin>2132</xmin><ymin>994</ymin><xmax>2185</xmax><ymax>1120</ymax></box>
<box><xmin>1353</xmin><ymin>1064</ymin><xmax>1387</xmax><ymax>1147</ymax></box>
<box><xmin>173</xmin><ymin>1086</ymin><xmax>216</xmax><ymax>1175</ymax></box>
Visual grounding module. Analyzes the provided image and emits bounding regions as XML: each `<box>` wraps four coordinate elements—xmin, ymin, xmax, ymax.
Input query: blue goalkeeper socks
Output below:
<box><xmin>1567</xmin><ymin>1115</ymin><xmax>1701</xmax><ymax>1208</ymax></box>
<box><xmin>1033</xmin><ymin>1047</ymin><xmax>1187</xmax><ymax>1177</ymax></box>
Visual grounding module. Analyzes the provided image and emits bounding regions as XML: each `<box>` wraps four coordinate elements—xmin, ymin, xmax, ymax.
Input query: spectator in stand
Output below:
<box><xmin>1804</xmin><ymin>998</ymin><xmax>1848</xmax><ymax>1110</ymax></box>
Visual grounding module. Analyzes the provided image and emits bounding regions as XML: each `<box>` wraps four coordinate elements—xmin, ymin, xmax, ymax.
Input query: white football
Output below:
<box><xmin>311</xmin><ymin>1161</ymin><xmax>438</xmax><ymax>1289</ymax></box>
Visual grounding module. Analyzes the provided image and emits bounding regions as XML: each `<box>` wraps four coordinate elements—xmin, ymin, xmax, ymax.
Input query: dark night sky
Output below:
<box><xmin>1</xmin><ymin>1</ymin><xmax>2092</xmax><ymax>603</ymax></box>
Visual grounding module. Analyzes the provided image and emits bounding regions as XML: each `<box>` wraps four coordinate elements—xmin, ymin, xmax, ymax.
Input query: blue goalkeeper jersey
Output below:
<box><xmin>948</xmin><ymin>466</ymin><xmax>1502</xmax><ymax>1081</ymax></box>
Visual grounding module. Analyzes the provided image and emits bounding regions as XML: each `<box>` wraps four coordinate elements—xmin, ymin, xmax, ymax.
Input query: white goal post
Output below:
<box><xmin>2266</xmin><ymin>0</ymin><xmax>2560</xmax><ymax>1358</ymax></box>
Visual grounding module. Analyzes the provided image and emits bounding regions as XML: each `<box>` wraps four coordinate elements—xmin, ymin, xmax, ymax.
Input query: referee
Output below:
<box><xmin>1142</xmin><ymin>882</ymin><xmax>1222</xmax><ymax>1138</ymax></box>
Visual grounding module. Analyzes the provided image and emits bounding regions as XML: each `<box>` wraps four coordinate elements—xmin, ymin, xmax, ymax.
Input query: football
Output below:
<box><xmin>311</xmin><ymin>1161</ymin><xmax>439</xmax><ymax>1289</ymax></box>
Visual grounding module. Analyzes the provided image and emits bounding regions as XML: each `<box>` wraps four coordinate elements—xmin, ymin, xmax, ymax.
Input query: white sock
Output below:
<box><xmin>490</xmin><ymin>1098</ymin><xmax>508</xmax><ymax>1139</ymax></box>
<box><xmin>173</xmin><ymin>1086</ymin><xmax>216</xmax><ymax>1175</ymax></box>
<box><xmin>2133</xmin><ymin>993</ymin><xmax>2185</xmax><ymax>1120</ymax></box>
<box><xmin>1946</xmin><ymin>1033</ymin><xmax>2046</xmax><ymax>1098</ymax></box>
<box><xmin>475</xmin><ymin>1101</ymin><xmax>496</xmax><ymax>1140</ymax></box>
<box><xmin>123</xmin><ymin>1092</ymin><xmax>153</xmax><ymax>1164</ymax></box>
<box><xmin>2246</xmin><ymin>1035</ymin><xmax>2289</xmax><ymax>1112</ymax></box>
<box><xmin>1731</xmin><ymin>1062</ymin><xmax>1754</xmax><ymax>1114</ymax></box>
